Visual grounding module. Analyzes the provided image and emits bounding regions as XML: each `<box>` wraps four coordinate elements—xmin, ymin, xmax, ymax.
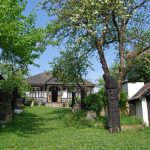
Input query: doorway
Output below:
<box><xmin>52</xmin><ymin>86</ymin><xmax>58</xmax><ymax>102</ymax></box>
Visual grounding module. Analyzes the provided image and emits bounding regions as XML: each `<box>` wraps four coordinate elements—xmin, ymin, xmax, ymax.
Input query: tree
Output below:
<box><xmin>0</xmin><ymin>66</ymin><xmax>30</xmax><ymax>114</ymax></box>
<box><xmin>0</xmin><ymin>0</ymin><xmax>46</xmax><ymax>112</ymax></box>
<box><xmin>51</xmin><ymin>49</ymin><xmax>93</xmax><ymax>108</ymax></box>
<box><xmin>109</xmin><ymin>51</ymin><xmax>150</xmax><ymax>82</ymax></box>
<box><xmin>0</xmin><ymin>0</ymin><xmax>46</xmax><ymax>71</ymax></box>
<box><xmin>41</xmin><ymin>0</ymin><xmax>150</xmax><ymax>132</ymax></box>
<box><xmin>97</xmin><ymin>78</ymin><xmax>128</xmax><ymax>114</ymax></box>
<box><xmin>126</xmin><ymin>52</ymin><xmax>150</xmax><ymax>82</ymax></box>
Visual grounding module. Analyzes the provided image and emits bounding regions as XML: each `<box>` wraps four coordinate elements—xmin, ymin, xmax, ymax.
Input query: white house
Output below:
<box><xmin>123</xmin><ymin>82</ymin><xmax>150</xmax><ymax>126</ymax></box>
<box><xmin>27</xmin><ymin>72</ymin><xmax>95</xmax><ymax>106</ymax></box>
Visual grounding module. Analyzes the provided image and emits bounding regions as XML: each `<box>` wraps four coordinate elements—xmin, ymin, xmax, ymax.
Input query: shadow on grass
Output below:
<box><xmin>47</xmin><ymin>108</ymin><xmax>107</xmax><ymax>129</ymax></box>
<box><xmin>0</xmin><ymin>110</ymin><xmax>56</xmax><ymax>137</ymax></box>
<box><xmin>0</xmin><ymin>107</ymin><xmax>109</xmax><ymax>137</ymax></box>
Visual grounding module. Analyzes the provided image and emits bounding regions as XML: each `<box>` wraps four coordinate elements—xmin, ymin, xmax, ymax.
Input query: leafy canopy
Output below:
<box><xmin>42</xmin><ymin>0</ymin><xmax>150</xmax><ymax>76</ymax></box>
<box><xmin>51</xmin><ymin>48</ymin><xmax>93</xmax><ymax>87</ymax></box>
<box><xmin>0</xmin><ymin>0</ymin><xmax>46</xmax><ymax>69</ymax></box>
<box><xmin>0</xmin><ymin>67</ymin><xmax>30</xmax><ymax>97</ymax></box>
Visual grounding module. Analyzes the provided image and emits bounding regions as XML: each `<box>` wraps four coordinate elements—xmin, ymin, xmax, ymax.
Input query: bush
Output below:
<box><xmin>24</xmin><ymin>97</ymin><xmax>35</xmax><ymax>106</ymax></box>
<box><xmin>97</xmin><ymin>88</ymin><xmax>128</xmax><ymax>113</ymax></box>
<box><xmin>120</xmin><ymin>90</ymin><xmax>128</xmax><ymax>112</ymax></box>
<box><xmin>83</xmin><ymin>93</ymin><xmax>103</xmax><ymax>114</ymax></box>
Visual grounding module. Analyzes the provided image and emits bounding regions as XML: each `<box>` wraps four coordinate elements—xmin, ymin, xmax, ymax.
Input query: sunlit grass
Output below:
<box><xmin>0</xmin><ymin>106</ymin><xmax>150</xmax><ymax>150</ymax></box>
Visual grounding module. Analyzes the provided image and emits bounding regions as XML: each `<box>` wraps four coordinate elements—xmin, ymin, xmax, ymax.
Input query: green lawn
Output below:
<box><xmin>0</xmin><ymin>106</ymin><xmax>150</xmax><ymax>150</ymax></box>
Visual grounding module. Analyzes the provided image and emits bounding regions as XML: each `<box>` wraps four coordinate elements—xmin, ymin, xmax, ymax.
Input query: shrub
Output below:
<box><xmin>25</xmin><ymin>97</ymin><xmax>35</xmax><ymax>106</ymax></box>
<box><xmin>120</xmin><ymin>90</ymin><xmax>128</xmax><ymax>112</ymax></box>
<box><xmin>83</xmin><ymin>93</ymin><xmax>103</xmax><ymax>114</ymax></box>
<box><xmin>97</xmin><ymin>88</ymin><xmax>128</xmax><ymax>113</ymax></box>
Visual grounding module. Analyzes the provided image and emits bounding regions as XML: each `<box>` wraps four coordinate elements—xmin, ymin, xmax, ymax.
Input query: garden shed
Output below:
<box><xmin>123</xmin><ymin>82</ymin><xmax>150</xmax><ymax>126</ymax></box>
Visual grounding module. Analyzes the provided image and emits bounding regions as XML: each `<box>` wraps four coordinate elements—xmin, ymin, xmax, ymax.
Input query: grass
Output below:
<box><xmin>0</xmin><ymin>106</ymin><xmax>150</xmax><ymax>150</ymax></box>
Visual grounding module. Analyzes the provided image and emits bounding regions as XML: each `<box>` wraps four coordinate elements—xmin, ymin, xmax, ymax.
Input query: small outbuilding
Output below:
<box><xmin>123</xmin><ymin>82</ymin><xmax>150</xmax><ymax>126</ymax></box>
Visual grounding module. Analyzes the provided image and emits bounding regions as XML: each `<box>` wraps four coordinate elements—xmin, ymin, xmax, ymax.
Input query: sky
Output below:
<box><xmin>24</xmin><ymin>0</ymin><xmax>116</xmax><ymax>84</ymax></box>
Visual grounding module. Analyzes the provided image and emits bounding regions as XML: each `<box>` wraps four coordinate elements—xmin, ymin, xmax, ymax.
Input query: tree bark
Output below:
<box><xmin>117</xmin><ymin>28</ymin><xmax>125</xmax><ymax>100</ymax></box>
<box><xmin>97</xmin><ymin>40</ymin><xmax>121</xmax><ymax>132</ymax></box>
<box><xmin>103</xmin><ymin>74</ymin><xmax>121</xmax><ymax>132</ymax></box>
<box><xmin>71</xmin><ymin>91</ymin><xmax>75</xmax><ymax>108</ymax></box>
<box><xmin>11</xmin><ymin>87</ymin><xmax>19</xmax><ymax>116</ymax></box>
<box><xmin>112</xmin><ymin>10</ymin><xmax>125</xmax><ymax>100</ymax></box>
<box><xmin>80</xmin><ymin>87</ymin><xmax>86</xmax><ymax>109</ymax></box>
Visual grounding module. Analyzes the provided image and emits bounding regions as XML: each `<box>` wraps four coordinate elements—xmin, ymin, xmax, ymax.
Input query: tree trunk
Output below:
<box><xmin>11</xmin><ymin>87</ymin><xmax>19</xmax><ymax>116</ymax></box>
<box><xmin>80</xmin><ymin>87</ymin><xmax>86</xmax><ymax>109</ymax></box>
<box><xmin>103</xmin><ymin>74</ymin><xmax>121</xmax><ymax>132</ymax></box>
<box><xmin>117</xmin><ymin>29</ymin><xmax>125</xmax><ymax>100</ymax></box>
<box><xmin>71</xmin><ymin>91</ymin><xmax>75</xmax><ymax>108</ymax></box>
<box><xmin>97</xmin><ymin>40</ymin><xmax>121</xmax><ymax>132</ymax></box>
<box><xmin>111</xmin><ymin>11</ymin><xmax>125</xmax><ymax>100</ymax></box>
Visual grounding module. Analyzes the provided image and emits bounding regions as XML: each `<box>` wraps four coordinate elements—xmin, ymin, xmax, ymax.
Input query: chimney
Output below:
<box><xmin>123</xmin><ymin>82</ymin><xmax>145</xmax><ymax>99</ymax></box>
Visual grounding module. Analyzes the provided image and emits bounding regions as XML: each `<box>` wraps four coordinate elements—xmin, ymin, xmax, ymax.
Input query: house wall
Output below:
<box><xmin>136</xmin><ymin>101</ymin><xmax>143</xmax><ymax>120</ymax></box>
<box><xmin>62</xmin><ymin>89</ymin><xmax>68</xmax><ymax>99</ymax></box>
<box><xmin>123</xmin><ymin>82</ymin><xmax>144</xmax><ymax>99</ymax></box>
<box><xmin>135</xmin><ymin>98</ymin><xmax>149</xmax><ymax>126</ymax></box>
<box><xmin>27</xmin><ymin>86</ymin><xmax>94</xmax><ymax>104</ymax></box>
<box><xmin>141</xmin><ymin>97</ymin><xmax>149</xmax><ymax>126</ymax></box>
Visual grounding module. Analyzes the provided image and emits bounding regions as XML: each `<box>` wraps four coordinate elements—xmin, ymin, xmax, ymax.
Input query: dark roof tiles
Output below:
<box><xmin>27</xmin><ymin>72</ymin><xmax>95</xmax><ymax>87</ymax></box>
<box><xmin>27</xmin><ymin>72</ymin><xmax>52</xmax><ymax>85</ymax></box>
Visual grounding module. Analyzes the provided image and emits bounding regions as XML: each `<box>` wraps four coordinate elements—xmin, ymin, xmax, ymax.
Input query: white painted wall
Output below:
<box><xmin>68</xmin><ymin>92</ymin><xmax>72</xmax><ymax>98</ymax></box>
<box><xmin>123</xmin><ymin>82</ymin><xmax>144</xmax><ymax>99</ymax></box>
<box><xmin>141</xmin><ymin>97</ymin><xmax>149</xmax><ymax>126</ymax></box>
<box><xmin>26</xmin><ymin>92</ymin><xmax>29</xmax><ymax>97</ymax></box>
<box><xmin>135</xmin><ymin>97</ymin><xmax>149</xmax><ymax>126</ymax></box>
<box><xmin>94</xmin><ymin>87</ymin><xmax>99</xmax><ymax>93</ymax></box>
<box><xmin>62</xmin><ymin>90</ymin><xmax>68</xmax><ymax>98</ymax></box>
<box><xmin>44</xmin><ymin>92</ymin><xmax>47</xmax><ymax>98</ymax></box>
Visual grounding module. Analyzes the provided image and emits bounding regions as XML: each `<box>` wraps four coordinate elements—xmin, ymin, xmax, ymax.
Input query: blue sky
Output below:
<box><xmin>24</xmin><ymin>0</ymin><xmax>116</xmax><ymax>83</ymax></box>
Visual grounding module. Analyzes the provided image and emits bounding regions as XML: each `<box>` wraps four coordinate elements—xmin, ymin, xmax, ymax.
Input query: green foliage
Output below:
<box><xmin>97</xmin><ymin>78</ymin><xmax>128</xmax><ymax>110</ymax></box>
<box><xmin>83</xmin><ymin>93</ymin><xmax>103</xmax><ymax>114</ymax></box>
<box><xmin>0</xmin><ymin>0</ymin><xmax>47</xmax><ymax>100</ymax></box>
<box><xmin>109</xmin><ymin>63</ymin><xmax>120</xmax><ymax>81</ymax></box>
<box><xmin>120</xmin><ymin>90</ymin><xmax>128</xmax><ymax>111</ymax></box>
<box><xmin>97</xmin><ymin>88</ymin><xmax>107</xmax><ymax>107</ymax></box>
<box><xmin>0</xmin><ymin>70</ymin><xmax>30</xmax><ymax>97</ymax></box>
<box><xmin>127</xmin><ymin>54</ymin><xmax>150</xmax><ymax>82</ymax></box>
<box><xmin>51</xmin><ymin>49</ymin><xmax>93</xmax><ymax>88</ymax></box>
<box><xmin>0</xmin><ymin>0</ymin><xmax>46</xmax><ymax>69</ymax></box>
<box><xmin>110</xmin><ymin>53</ymin><xmax>150</xmax><ymax>82</ymax></box>
<box><xmin>42</xmin><ymin>0</ymin><xmax>149</xmax><ymax>101</ymax></box>
<box><xmin>42</xmin><ymin>0</ymin><xmax>149</xmax><ymax>130</ymax></box>
<box><xmin>41</xmin><ymin>0</ymin><xmax>150</xmax><ymax>59</ymax></box>
<box><xmin>24</xmin><ymin>97</ymin><xmax>35</xmax><ymax>106</ymax></box>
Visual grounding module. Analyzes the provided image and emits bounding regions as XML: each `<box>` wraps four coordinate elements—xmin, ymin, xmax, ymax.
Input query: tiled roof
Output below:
<box><xmin>27</xmin><ymin>72</ymin><xmax>95</xmax><ymax>87</ymax></box>
<box><xmin>27</xmin><ymin>72</ymin><xmax>52</xmax><ymax>85</ymax></box>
